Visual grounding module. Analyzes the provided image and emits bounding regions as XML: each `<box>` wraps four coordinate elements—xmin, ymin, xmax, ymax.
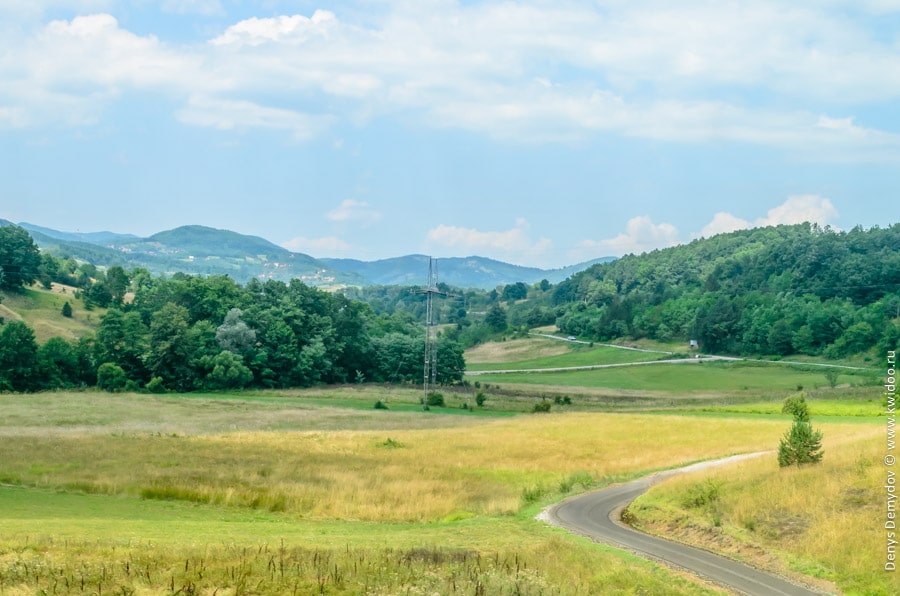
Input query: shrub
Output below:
<box><xmin>426</xmin><ymin>392</ymin><xmax>445</xmax><ymax>407</ymax></box>
<box><xmin>558</xmin><ymin>471</ymin><xmax>594</xmax><ymax>493</ymax></box>
<box><xmin>521</xmin><ymin>484</ymin><xmax>548</xmax><ymax>504</ymax></box>
<box><xmin>374</xmin><ymin>400</ymin><xmax>389</xmax><ymax>410</ymax></box>
<box><xmin>531</xmin><ymin>400</ymin><xmax>551</xmax><ymax>413</ymax></box>
<box><xmin>96</xmin><ymin>362</ymin><xmax>127</xmax><ymax>392</ymax></box>
<box><xmin>146</xmin><ymin>377</ymin><xmax>166</xmax><ymax>394</ymax></box>
<box><xmin>682</xmin><ymin>479</ymin><xmax>722</xmax><ymax>508</ymax></box>
<box><xmin>475</xmin><ymin>392</ymin><xmax>486</xmax><ymax>407</ymax></box>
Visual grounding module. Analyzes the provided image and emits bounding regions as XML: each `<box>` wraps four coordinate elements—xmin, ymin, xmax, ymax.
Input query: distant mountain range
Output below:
<box><xmin>1</xmin><ymin>220</ymin><xmax>613</xmax><ymax>289</ymax></box>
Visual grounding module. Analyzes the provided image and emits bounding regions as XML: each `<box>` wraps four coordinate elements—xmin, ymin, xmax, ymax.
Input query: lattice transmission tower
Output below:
<box><xmin>414</xmin><ymin>257</ymin><xmax>456</xmax><ymax>410</ymax></box>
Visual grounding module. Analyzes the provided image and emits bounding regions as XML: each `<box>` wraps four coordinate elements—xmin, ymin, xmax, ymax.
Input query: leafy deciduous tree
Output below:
<box><xmin>0</xmin><ymin>320</ymin><xmax>40</xmax><ymax>391</ymax></box>
<box><xmin>0</xmin><ymin>226</ymin><xmax>42</xmax><ymax>290</ymax></box>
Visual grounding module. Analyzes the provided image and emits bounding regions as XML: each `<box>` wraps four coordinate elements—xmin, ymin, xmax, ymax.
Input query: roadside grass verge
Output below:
<box><xmin>627</xmin><ymin>429</ymin><xmax>892</xmax><ymax>596</ymax></box>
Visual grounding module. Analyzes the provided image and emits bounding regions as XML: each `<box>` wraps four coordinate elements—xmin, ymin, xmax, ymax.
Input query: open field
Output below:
<box><xmin>0</xmin><ymin>337</ymin><xmax>889</xmax><ymax>594</ymax></box>
<box><xmin>466</xmin><ymin>341</ymin><xmax>668</xmax><ymax>371</ymax></box>
<box><xmin>0</xmin><ymin>382</ymin><xmax>884</xmax><ymax>594</ymax></box>
<box><xmin>469</xmin><ymin>359</ymin><xmax>878</xmax><ymax>394</ymax></box>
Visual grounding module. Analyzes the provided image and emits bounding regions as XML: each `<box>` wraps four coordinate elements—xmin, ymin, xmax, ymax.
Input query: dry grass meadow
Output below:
<box><xmin>630</xmin><ymin>428</ymin><xmax>892</xmax><ymax>595</ymax></box>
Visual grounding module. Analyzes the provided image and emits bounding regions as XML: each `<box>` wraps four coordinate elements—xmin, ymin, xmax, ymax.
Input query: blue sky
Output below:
<box><xmin>1</xmin><ymin>0</ymin><xmax>898</xmax><ymax>268</ymax></box>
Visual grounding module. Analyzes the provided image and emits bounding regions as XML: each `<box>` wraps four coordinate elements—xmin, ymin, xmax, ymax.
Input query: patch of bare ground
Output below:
<box><xmin>48</xmin><ymin>282</ymin><xmax>80</xmax><ymax>295</ymax></box>
<box><xmin>465</xmin><ymin>337</ymin><xmax>571</xmax><ymax>364</ymax></box>
<box><xmin>631</xmin><ymin>516</ymin><xmax>838</xmax><ymax>595</ymax></box>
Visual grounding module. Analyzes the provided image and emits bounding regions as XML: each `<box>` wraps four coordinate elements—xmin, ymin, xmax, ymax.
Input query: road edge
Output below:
<box><xmin>538</xmin><ymin>453</ymin><xmax>833</xmax><ymax>595</ymax></box>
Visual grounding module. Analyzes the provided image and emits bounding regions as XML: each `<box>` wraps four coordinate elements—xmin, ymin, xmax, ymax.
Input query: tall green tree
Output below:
<box><xmin>0</xmin><ymin>321</ymin><xmax>40</xmax><ymax>391</ymax></box>
<box><xmin>38</xmin><ymin>336</ymin><xmax>80</xmax><ymax>389</ymax></box>
<box><xmin>146</xmin><ymin>303</ymin><xmax>196</xmax><ymax>391</ymax></box>
<box><xmin>485</xmin><ymin>304</ymin><xmax>507</xmax><ymax>332</ymax></box>
<box><xmin>105</xmin><ymin>266</ymin><xmax>130</xmax><ymax>305</ymax></box>
<box><xmin>0</xmin><ymin>226</ymin><xmax>42</xmax><ymax>290</ymax></box>
<box><xmin>95</xmin><ymin>309</ymin><xmax>149</xmax><ymax>383</ymax></box>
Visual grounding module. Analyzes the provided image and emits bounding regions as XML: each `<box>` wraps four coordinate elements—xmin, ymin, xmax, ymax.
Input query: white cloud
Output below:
<box><xmin>698</xmin><ymin>195</ymin><xmax>839</xmax><ymax>238</ymax></box>
<box><xmin>211</xmin><ymin>10</ymin><xmax>337</xmax><ymax>46</ymax></box>
<box><xmin>574</xmin><ymin>216</ymin><xmax>680</xmax><ymax>258</ymax></box>
<box><xmin>698</xmin><ymin>212</ymin><xmax>753</xmax><ymax>238</ymax></box>
<box><xmin>176</xmin><ymin>95</ymin><xmax>333</xmax><ymax>140</ymax></box>
<box><xmin>325</xmin><ymin>199</ymin><xmax>382</xmax><ymax>224</ymax></box>
<box><xmin>582</xmin><ymin>195</ymin><xmax>840</xmax><ymax>260</ymax></box>
<box><xmin>426</xmin><ymin>218</ymin><xmax>553</xmax><ymax>262</ymax></box>
<box><xmin>3</xmin><ymin>1</ymin><xmax>900</xmax><ymax>156</ymax></box>
<box><xmin>282</xmin><ymin>235</ymin><xmax>350</xmax><ymax>255</ymax></box>
<box><xmin>757</xmin><ymin>195</ymin><xmax>839</xmax><ymax>226</ymax></box>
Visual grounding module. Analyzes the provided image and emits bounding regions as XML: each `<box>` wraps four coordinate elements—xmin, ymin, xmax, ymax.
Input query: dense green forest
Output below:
<box><xmin>0</xmin><ymin>222</ymin><xmax>897</xmax><ymax>393</ymax></box>
<box><xmin>553</xmin><ymin>223</ymin><xmax>900</xmax><ymax>358</ymax></box>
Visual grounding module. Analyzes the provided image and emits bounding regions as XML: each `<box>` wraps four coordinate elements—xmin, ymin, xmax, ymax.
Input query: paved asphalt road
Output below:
<box><xmin>541</xmin><ymin>454</ymin><xmax>828</xmax><ymax>596</ymax></box>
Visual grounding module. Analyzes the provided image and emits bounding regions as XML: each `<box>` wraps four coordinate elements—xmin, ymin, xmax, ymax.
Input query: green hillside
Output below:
<box><xmin>0</xmin><ymin>285</ymin><xmax>99</xmax><ymax>343</ymax></box>
<box><xmin>552</xmin><ymin>223</ymin><xmax>900</xmax><ymax>360</ymax></box>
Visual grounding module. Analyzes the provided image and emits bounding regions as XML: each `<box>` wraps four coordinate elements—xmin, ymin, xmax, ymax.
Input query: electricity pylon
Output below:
<box><xmin>414</xmin><ymin>257</ymin><xmax>456</xmax><ymax>410</ymax></box>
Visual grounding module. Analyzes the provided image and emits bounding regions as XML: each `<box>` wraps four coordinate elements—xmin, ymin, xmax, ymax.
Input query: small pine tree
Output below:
<box><xmin>61</xmin><ymin>301</ymin><xmax>73</xmax><ymax>318</ymax></box>
<box><xmin>778</xmin><ymin>392</ymin><xmax>823</xmax><ymax>468</ymax></box>
<box><xmin>777</xmin><ymin>420</ymin><xmax>824</xmax><ymax>467</ymax></box>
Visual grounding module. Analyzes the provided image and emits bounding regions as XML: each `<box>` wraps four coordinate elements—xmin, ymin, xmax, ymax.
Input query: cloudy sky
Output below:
<box><xmin>1</xmin><ymin>1</ymin><xmax>898</xmax><ymax>268</ymax></box>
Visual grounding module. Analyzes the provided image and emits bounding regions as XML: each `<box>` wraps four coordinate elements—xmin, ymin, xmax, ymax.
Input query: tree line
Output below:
<box><xmin>0</xmin><ymin>226</ymin><xmax>464</xmax><ymax>393</ymax></box>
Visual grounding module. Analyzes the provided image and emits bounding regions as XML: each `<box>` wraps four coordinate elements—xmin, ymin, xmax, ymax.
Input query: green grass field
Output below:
<box><xmin>470</xmin><ymin>359</ymin><xmax>876</xmax><ymax>394</ymax></box>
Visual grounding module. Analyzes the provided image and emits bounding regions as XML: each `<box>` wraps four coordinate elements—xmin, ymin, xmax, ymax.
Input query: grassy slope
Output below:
<box><xmin>0</xmin><ymin>284</ymin><xmax>99</xmax><ymax>342</ymax></box>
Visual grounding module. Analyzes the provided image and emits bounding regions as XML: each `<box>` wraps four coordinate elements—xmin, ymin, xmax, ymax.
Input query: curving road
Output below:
<box><xmin>540</xmin><ymin>454</ymin><xmax>827</xmax><ymax>595</ymax></box>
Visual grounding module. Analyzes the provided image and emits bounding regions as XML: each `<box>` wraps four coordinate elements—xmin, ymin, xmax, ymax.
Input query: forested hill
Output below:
<box><xmin>4</xmin><ymin>221</ymin><xmax>608</xmax><ymax>289</ymax></box>
<box><xmin>553</xmin><ymin>223</ymin><xmax>900</xmax><ymax>357</ymax></box>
